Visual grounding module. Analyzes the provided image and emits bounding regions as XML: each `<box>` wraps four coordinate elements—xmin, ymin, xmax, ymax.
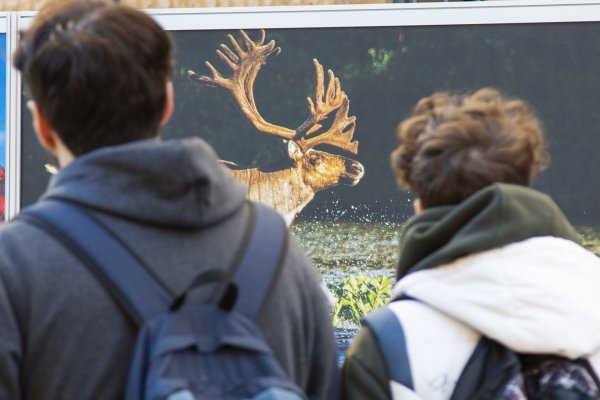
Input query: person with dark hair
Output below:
<box><xmin>0</xmin><ymin>0</ymin><xmax>340</xmax><ymax>398</ymax></box>
<box><xmin>342</xmin><ymin>88</ymin><xmax>600</xmax><ymax>399</ymax></box>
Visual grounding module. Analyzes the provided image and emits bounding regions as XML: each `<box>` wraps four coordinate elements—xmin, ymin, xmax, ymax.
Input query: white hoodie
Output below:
<box><xmin>387</xmin><ymin>236</ymin><xmax>600</xmax><ymax>400</ymax></box>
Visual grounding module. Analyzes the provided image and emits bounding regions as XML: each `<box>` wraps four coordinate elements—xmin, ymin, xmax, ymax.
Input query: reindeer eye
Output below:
<box><xmin>308</xmin><ymin>155</ymin><xmax>319</xmax><ymax>166</ymax></box>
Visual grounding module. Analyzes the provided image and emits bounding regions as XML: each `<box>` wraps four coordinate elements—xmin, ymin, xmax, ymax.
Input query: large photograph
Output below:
<box><xmin>18</xmin><ymin>9</ymin><xmax>600</xmax><ymax>357</ymax></box>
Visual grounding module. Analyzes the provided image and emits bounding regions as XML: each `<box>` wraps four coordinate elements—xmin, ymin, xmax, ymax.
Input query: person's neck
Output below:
<box><xmin>55</xmin><ymin>140</ymin><xmax>76</xmax><ymax>169</ymax></box>
<box><xmin>56</xmin><ymin>147</ymin><xmax>76</xmax><ymax>168</ymax></box>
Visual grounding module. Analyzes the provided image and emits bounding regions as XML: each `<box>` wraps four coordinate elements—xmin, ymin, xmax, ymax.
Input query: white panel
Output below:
<box><xmin>0</xmin><ymin>13</ymin><xmax>7</xmax><ymax>33</ymax></box>
<box><xmin>149</xmin><ymin>1</ymin><xmax>600</xmax><ymax>31</ymax></box>
<box><xmin>0</xmin><ymin>14</ymin><xmax>6</xmax><ymax>222</ymax></box>
<box><xmin>5</xmin><ymin>12</ymin><xmax>19</xmax><ymax>220</ymax></box>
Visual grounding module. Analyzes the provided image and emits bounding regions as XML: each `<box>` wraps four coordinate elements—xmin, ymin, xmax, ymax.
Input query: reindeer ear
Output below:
<box><xmin>287</xmin><ymin>140</ymin><xmax>304</xmax><ymax>161</ymax></box>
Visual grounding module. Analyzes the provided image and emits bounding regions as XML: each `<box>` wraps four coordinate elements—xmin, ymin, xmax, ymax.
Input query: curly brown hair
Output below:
<box><xmin>391</xmin><ymin>88</ymin><xmax>548</xmax><ymax>208</ymax></box>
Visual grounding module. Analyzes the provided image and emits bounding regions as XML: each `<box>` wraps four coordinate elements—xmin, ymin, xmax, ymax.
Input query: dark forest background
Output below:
<box><xmin>20</xmin><ymin>22</ymin><xmax>600</xmax><ymax>226</ymax></box>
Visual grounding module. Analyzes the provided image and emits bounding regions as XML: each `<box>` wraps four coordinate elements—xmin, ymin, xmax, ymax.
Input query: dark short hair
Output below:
<box><xmin>391</xmin><ymin>88</ymin><xmax>548</xmax><ymax>208</ymax></box>
<box><xmin>13</xmin><ymin>0</ymin><xmax>173</xmax><ymax>156</ymax></box>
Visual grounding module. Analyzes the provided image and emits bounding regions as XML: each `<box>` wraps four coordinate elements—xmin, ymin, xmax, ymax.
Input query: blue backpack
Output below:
<box><xmin>21</xmin><ymin>199</ymin><xmax>306</xmax><ymax>400</ymax></box>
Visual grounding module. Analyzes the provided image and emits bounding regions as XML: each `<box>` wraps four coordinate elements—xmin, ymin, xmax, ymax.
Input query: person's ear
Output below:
<box><xmin>414</xmin><ymin>198</ymin><xmax>424</xmax><ymax>215</ymax></box>
<box><xmin>28</xmin><ymin>100</ymin><xmax>58</xmax><ymax>155</ymax></box>
<box><xmin>160</xmin><ymin>80</ymin><xmax>174</xmax><ymax>127</ymax></box>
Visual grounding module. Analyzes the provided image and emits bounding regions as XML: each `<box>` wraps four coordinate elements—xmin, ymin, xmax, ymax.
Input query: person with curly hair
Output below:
<box><xmin>342</xmin><ymin>88</ymin><xmax>600</xmax><ymax>399</ymax></box>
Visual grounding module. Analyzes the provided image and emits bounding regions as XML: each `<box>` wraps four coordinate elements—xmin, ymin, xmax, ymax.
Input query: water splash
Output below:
<box><xmin>297</xmin><ymin>198</ymin><xmax>413</xmax><ymax>224</ymax></box>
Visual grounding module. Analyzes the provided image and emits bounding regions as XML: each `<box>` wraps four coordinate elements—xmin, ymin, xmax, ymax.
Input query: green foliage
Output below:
<box><xmin>368</xmin><ymin>48</ymin><xmax>395</xmax><ymax>74</ymax></box>
<box><xmin>578</xmin><ymin>227</ymin><xmax>600</xmax><ymax>257</ymax></box>
<box><xmin>328</xmin><ymin>274</ymin><xmax>394</xmax><ymax>325</ymax></box>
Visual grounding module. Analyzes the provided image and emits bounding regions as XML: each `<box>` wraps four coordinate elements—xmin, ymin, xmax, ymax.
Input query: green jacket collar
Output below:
<box><xmin>397</xmin><ymin>183</ymin><xmax>579</xmax><ymax>279</ymax></box>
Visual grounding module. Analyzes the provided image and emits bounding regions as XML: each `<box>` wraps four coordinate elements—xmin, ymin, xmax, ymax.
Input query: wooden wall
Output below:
<box><xmin>0</xmin><ymin>0</ymin><xmax>393</xmax><ymax>11</ymax></box>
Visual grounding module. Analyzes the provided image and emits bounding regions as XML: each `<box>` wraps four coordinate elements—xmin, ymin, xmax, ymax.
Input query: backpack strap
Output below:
<box><xmin>166</xmin><ymin>201</ymin><xmax>287</xmax><ymax>320</ymax></box>
<box><xmin>363</xmin><ymin>306</ymin><xmax>414</xmax><ymax>391</ymax></box>
<box><xmin>231</xmin><ymin>202</ymin><xmax>287</xmax><ymax>320</ymax></box>
<box><xmin>18</xmin><ymin>199</ymin><xmax>172</xmax><ymax>326</ymax></box>
<box><xmin>449</xmin><ymin>337</ymin><xmax>520</xmax><ymax>400</ymax></box>
<box><xmin>18</xmin><ymin>198</ymin><xmax>287</xmax><ymax>325</ymax></box>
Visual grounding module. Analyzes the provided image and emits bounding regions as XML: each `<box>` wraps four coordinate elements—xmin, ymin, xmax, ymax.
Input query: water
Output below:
<box><xmin>335</xmin><ymin>327</ymin><xmax>356</xmax><ymax>366</ymax></box>
<box><xmin>292</xmin><ymin>221</ymin><xmax>400</xmax><ymax>286</ymax></box>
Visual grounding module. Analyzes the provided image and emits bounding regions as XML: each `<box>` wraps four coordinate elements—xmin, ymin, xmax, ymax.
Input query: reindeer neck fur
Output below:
<box><xmin>227</xmin><ymin>159</ymin><xmax>315</xmax><ymax>224</ymax></box>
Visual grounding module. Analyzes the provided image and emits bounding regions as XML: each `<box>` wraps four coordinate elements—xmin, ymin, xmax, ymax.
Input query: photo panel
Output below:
<box><xmin>167</xmin><ymin>22</ymin><xmax>600</xmax><ymax>358</ymax></box>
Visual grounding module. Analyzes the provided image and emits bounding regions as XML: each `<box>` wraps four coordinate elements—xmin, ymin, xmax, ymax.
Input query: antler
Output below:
<box><xmin>297</xmin><ymin>60</ymin><xmax>358</xmax><ymax>155</ymax></box>
<box><xmin>299</xmin><ymin>96</ymin><xmax>358</xmax><ymax>155</ymax></box>
<box><xmin>296</xmin><ymin>59</ymin><xmax>346</xmax><ymax>137</ymax></box>
<box><xmin>189</xmin><ymin>30</ymin><xmax>359</xmax><ymax>154</ymax></box>
<box><xmin>187</xmin><ymin>30</ymin><xmax>296</xmax><ymax>140</ymax></box>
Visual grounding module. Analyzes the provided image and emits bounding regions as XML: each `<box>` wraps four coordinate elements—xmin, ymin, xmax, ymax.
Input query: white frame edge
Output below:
<box><xmin>1</xmin><ymin>13</ymin><xmax>16</xmax><ymax>221</ymax></box>
<box><xmin>17</xmin><ymin>1</ymin><xmax>600</xmax><ymax>30</ymax></box>
<box><xmin>153</xmin><ymin>0</ymin><xmax>600</xmax><ymax>29</ymax></box>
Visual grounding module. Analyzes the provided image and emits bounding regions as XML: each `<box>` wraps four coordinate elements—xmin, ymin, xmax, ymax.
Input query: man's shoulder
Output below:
<box><xmin>0</xmin><ymin>216</ymin><xmax>74</xmax><ymax>280</ymax></box>
<box><xmin>0</xmin><ymin>217</ymin><xmax>44</xmax><ymax>253</ymax></box>
<box><xmin>0</xmin><ymin>215</ymin><xmax>58</xmax><ymax>247</ymax></box>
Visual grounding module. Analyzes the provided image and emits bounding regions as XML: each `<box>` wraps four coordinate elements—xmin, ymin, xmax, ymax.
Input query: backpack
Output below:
<box><xmin>20</xmin><ymin>199</ymin><xmax>307</xmax><ymax>400</ymax></box>
<box><xmin>364</xmin><ymin>299</ymin><xmax>600</xmax><ymax>400</ymax></box>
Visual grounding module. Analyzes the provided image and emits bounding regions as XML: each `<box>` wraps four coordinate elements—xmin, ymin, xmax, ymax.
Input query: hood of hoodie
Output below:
<box><xmin>393</xmin><ymin>183</ymin><xmax>600</xmax><ymax>358</ymax></box>
<box><xmin>40</xmin><ymin>137</ymin><xmax>247</xmax><ymax>229</ymax></box>
<box><xmin>397</xmin><ymin>183</ymin><xmax>580</xmax><ymax>278</ymax></box>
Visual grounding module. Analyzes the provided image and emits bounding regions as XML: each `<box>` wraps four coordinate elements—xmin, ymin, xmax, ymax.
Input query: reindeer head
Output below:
<box><xmin>287</xmin><ymin>141</ymin><xmax>363</xmax><ymax>191</ymax></box>
<box><xmin>188</xmin><ymin>30</ymin><xmax>364</xmax><ymax>193</ymax></box>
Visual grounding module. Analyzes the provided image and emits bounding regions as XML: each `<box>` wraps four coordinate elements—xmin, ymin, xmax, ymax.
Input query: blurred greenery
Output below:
<box><xmin>328</xmin><ymin>274</ymin><xmax>394</xmax><ymax>325</ymax></box>
<box><xmin>578</xmin><ymin>227</ymin><xmax>600</xmax><ymax>256</ymax></box>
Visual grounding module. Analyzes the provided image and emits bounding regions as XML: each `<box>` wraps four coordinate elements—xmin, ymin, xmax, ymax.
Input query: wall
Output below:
<box><xmin>0</xmin><ymin>0</ymin><xmax>393</xmax><ymax>11</ymax></box>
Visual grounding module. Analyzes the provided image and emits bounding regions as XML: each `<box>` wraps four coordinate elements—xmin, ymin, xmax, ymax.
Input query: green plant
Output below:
<box><xmin>578</xmin><ymin>227</ymin><xmax>600</xmax><ymax>257</ymax></box>
<box><xmin>328</xmin><ymin>274</ymin><xmax>394</xmax><ymax>325</ymax></box>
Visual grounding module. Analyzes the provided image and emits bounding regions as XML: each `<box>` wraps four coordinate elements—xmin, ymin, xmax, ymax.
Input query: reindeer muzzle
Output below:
<box><xmin>341</xmin><ymin>160</ymin><xmax>364</xmax><ymax>186</ymax></box>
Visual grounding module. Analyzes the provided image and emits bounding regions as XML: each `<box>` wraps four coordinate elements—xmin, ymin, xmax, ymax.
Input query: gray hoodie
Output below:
<box><xmin>0</xmin><ymin>138</ymin><xmax>340</xmax><ymax>400</ymax></box>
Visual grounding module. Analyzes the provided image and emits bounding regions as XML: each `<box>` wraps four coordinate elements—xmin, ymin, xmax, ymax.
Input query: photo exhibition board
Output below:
<box><xmin>0</xmin><ymin>14</ymin><xmax>7</xmax><ymax>222</ymax></box>
<box><xmin>0</xmin><ymin>34</ymin><xmax>5</xmax><ymax>221</ymax></box>
<box><xmin>12</xmin><ymin>2</ymin><xmax>600</xmax><ymax>357</ymax></box>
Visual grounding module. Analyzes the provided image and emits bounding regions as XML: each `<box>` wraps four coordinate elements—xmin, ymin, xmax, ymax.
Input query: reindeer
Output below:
<box><xmin>187</xmin><ymin>30</ymin><xmax>364</xmax><ymax>225</ymax></box>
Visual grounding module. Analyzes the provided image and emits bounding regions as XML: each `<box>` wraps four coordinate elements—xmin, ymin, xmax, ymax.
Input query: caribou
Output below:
<box><xmin>188</xmin><ymin>30</ymin><xmax>364</xmax><ymax>224</ymax></box>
